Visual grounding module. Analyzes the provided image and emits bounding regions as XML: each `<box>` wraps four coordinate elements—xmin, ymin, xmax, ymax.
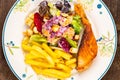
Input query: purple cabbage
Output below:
<box><xmin>56</xmin><ymin>26</ymin><xmax>68</xmax><ymax>36</ymax></box>
<box><xmin>58</xmin><ymin>37</ymin><xmax>70</xmax><ymax>52</ymax></box>
<box><xmin>43</xmin><ymin>16</ymin><xmax>62</xmax><ymax>30</ymax></box>
<box><xmin>43</xmin><ymin>16</ymin><xmax>68</xmax><ymax>38</ymax></box>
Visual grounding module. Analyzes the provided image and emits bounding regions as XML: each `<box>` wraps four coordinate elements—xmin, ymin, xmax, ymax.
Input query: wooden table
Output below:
<box><xmin>0</xmin><ymin>0</ymin><xmax>120</xmax><ymax>80</ymax></box>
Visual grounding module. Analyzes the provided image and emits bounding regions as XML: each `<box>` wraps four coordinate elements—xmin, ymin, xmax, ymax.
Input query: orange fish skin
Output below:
<box><xmin>74</xmin><ymin>4</ymin><xmax>98</xmax><ymax>71</ymax></box>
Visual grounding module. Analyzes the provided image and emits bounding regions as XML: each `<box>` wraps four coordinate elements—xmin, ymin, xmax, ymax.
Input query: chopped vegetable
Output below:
<box><xmin>49</xmin><ymin>3</ymin><xmax>61</xmax><ymax>16</ymax></box>
<box><xmin>30</xmin><ymin>34</ymin><xmax>47</xmax><ymax>43</ymax></box>
<box><xmin>73</xmin><ymin>15</ymin><xmax>81</xmax><ymax>20</ymax></box>
<box><xmin>74</xmin><ymin>35</ymin><xmax>79</xmax><ymax>40</ymax></box>
<box><xmin>58</xmin><ymin>37</ymin><xmax>70</xmax><ymax>52</ymax></box>
<box><xmin>72</xmin><ymin>15</ymin><xmax>83</xmax><ymax>34</ymax></box>
<box><xmin>69</xmin><ymin>47</ymin><xmax>78</xmax><ymax>54</ymax></box>
<box><xmin>34</xmin><ymin>13</ymin><xmax>43</xmax><ymax>33</ymax></box>
<box><xmin>62</xmin><ymin>27</ymin><xmax>75</xmax><ymax>39</ymax></box>
<box><xmin>66</xmin><ymin>38</ymin><xmax>77</xmax><ymax>48</ymax></box>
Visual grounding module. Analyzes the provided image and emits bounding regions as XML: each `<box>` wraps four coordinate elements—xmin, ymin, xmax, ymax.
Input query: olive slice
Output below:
<box><xmin>55</xmin><ymin>1</ymin><xmax>63</xmax><ymax>10</ymax></box>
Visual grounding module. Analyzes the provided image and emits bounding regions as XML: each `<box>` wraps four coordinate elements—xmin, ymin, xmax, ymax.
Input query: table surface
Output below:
<box><xmin>0</xmin><ymin>0</ymin><xmax>120</xmax><ymax>80</ymax></box>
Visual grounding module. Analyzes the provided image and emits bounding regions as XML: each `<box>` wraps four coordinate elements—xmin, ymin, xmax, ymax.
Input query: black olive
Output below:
<box><xmin>64</xmin><ymin>0</ymin><xmax>71</xmax><ymax>8</ymax></box>
<box><xmin>61</xmin><ymin>6</ymin><xmax>70</xmax><ymax>13</ymax></box>
<box><xmin>55</xmin><ymin>1</ymin><xmax>63</xmax><ymax>10</ymax></box>
<box><xmin>39</xmin><ymin>1</ymin><xmax>50</xmax><ymax>17</ymax></box>
<box><xmin>40</xmin><ymin>1</ymin><xmax>48</xmax><ymax>7</ymax></box>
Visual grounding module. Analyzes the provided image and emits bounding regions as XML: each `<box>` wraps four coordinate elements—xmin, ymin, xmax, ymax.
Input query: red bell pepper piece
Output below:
<box><xmin>34</xmin><ymin>13</ymin><xmax>43</xmax><ymax>33</ymax></box>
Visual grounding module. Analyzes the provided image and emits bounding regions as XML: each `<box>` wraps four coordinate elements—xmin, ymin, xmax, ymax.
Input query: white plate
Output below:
<box><xmin>2</xmin><ymin>0</ymin><xmax>117</xmax><ymax>80</ymax></box>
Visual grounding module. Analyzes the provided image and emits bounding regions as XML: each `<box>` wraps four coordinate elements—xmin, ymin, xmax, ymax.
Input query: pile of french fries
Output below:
<box><xmin>22</xmin><ymin>37</ymin><xmax>76</xmax><ymax>79</ymax></box>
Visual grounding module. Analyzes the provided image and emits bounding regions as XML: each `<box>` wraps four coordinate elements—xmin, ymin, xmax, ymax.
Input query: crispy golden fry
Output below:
<box><xmin>31</xmin><ymin>66</ymin><xmax>41</xmax><ymax>74</ymax></box>
<box><xmin>32</xmin><ymin>66</ymin><xmax>70</xmax><ymax>79</ymax></box>
<box><xmin>38</xmin><ymin>69</ymin><xmax>65</xmax><ymax>79</ymax></box>
<box><xmin>32</xmin><ymin>45</ymin><xmax>54</xmax><ymax>65</ymax></box>
<box><xmin>22</xmin><ymin>37</ymin><xmax>29</xmax><ymax>44</ymax></box>
<box><xmin>25</xmin><ymin>53</ymin><xmax>40</xmax><ymax>60</ymax></box>
<box><xmin>22</xmin><ymin>44</ymin><xmax>32</xmax><ymax>52</ymax></box>
<box><xmin>25</xmin><ymin>59</ymin><xmax>54</xmax><ymax>68</ymax></box>
<box><xmin>33</xmin><ymin>58</ymin><xmax>46</xmax><ymax>63</ymax></box>
<box><xmin>22</xmin><ymin>39</ymin><xmax>74</xmax><ymax>78</ymax></box>
<box><xmin>68</xmin><ymin>63</ymin><xmax>76</xmax><ymax>69</ymax></box>
<box><xmin>54</xmin><ymin>58</ymin><xmax>65</xmax><ymax>64</ymax></box>
<box><xmin>65</xmin><ymin>58</ymin><xmax>76</xmax><ymax>65</ymax></box>
<box><xmin>41</xmin><ymin>43</ymin><xmax>57</xmax><ymax>58</ymax></box>
<box><xmin>40</xmin><ymin>69</ymin><xmax>71</xmax><ymax>78</ymax></box>
<box><xmin>30</xmin><ymin>50</ymin><xmax>44</xmax><ymax>58</ymax></box>
<box><xmin>56</xmin><ymin>63</ymin><xmax>71</xmax><ymax>73</ymax></box>
<box><xmin>25</xmin><ymin>50</ymin><xmax>44</xmax><ymax>59</ymax></box>
<box><xmin>55</xmin><ymin>50</ymin><xmax>72</xmax><ymax>60</ymax></box>
<box><xmin>29</xmin><ymin>41</ymin><xmax>42</xmax><ymax>47</ymax></box>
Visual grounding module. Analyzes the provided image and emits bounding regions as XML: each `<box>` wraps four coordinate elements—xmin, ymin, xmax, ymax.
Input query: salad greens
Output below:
<box><xmin>72</xmin><ymin>15</ymin><xmax>84</xmax><ymax>34</ymax></box>
<box><xmin>30</xmin><ymin>34</ymin><xmax>47</xmax><ymax>43</ymax></box>
<box><xmin>66</xmin><ymin>38</ymin><xmax>77</xmax><ymax>48</ymax></box>
<box><xmin>24</xmin><ymin>0</ymin><xmax>84</xmax><ymax>53</ymax></box>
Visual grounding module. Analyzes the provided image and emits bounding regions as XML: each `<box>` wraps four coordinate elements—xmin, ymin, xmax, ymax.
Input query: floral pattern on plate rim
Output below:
<box><xmin>4</xmin><ymin>0</ymin><xmax>116</xmax><ymax>80</ymax></box>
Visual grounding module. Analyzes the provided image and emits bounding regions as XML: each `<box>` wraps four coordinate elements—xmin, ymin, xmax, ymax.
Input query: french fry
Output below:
<box><xmin>68</xmin><ymin>63</ymin><xmax>76</xmax><ymax>69</ymax></box>
<box><xmin>22</xmin><ymin>37</ymin><xmax>29</xmax><ymax>44</ymax></box>
<box><xmin>29</xmin><ymin>41</ymin><xmax>42</xmax><ymax>47</ymax></box>
<box><xmin>25</xmin><ymin>59</ymin><xmax>54</xmax><ymax>68</ymax></box>
<box><xmin>54</xmin><ymin>50</ymin><xmax>72</xmax><ymax>60</ymax></box>
<box><xmin>25</xmin><ymin>53</ymin><xmax>39</xmax><ymax>60</ymax></box>
<box><xmin>22</xmin><ymin>44</ymin><xmax>32</xmax><ymax>52</ymax></box>
<box><xmin>65</xmin><ymin>58</ymin><xmax>76</xmax><ymax>65</ymax></box>
<box><xmin>34</xmin><ymin>58</ymin><xmax>47</xmax><ymax>62</ymax></box>
<box><xmin>56</xmin><ymin>63</ymin><xmax>71</xmax><ymax>73</ymax></box>
<box><xmin>37</xmin><ymin>69</ymin><xmax>64</xmax><ymax>79</ymax></box>
<box><xmin>54</xmin><ymin>58</ymin><xmax>64</xmax><ymax>64</ymax></box>
<box><xmin>40</xmin><ymin>69</ymin><xmax>71</xmax><ymax>78</ymax></box>
<box><xmin>25</xmin><ymin>50</ymin><xmax>44</xmax><ymax>59</ymax></box>
<box><xmin>32</xmin><ymin>45</ymin><xmax>54</xmax><ymax>65</ymax></box>
<box><xmin>31</xmin><ymin>66</ymin><xmax>41</xmax><ymax>74</ymax></box>
<box><xmin>41</xmin><ymin>43</ymin><xmax>57</xmax><ymax>58</ymax></box>
<box><xmin>30</xmin><ymin>50</ymin><xmax>44</xmax><ymax>58</ymax></box>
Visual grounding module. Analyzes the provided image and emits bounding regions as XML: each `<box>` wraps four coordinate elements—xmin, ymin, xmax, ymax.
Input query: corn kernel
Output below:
<box><xmin>33</xmin><ymin>27</ymin><xmax>39</xmax><ymax>34</ymax></box>
<box><xmin>69</xmin><ymin>48</ymin><xmax>78</xmax><ymax>54</ymax></box>
<box><xmin>52</xmin><ymin>25</ymin><xmax>60</xmax><ymax>32</ymax></box>
<box><xmin>27</xmin><ymin>29</ymin><xmax>33</xmax><ymax>36</ymax></box>
<box><xmin>74</xmin><ymin>35</ymin><xmax>80</xmax><ymax>40</ymax></box>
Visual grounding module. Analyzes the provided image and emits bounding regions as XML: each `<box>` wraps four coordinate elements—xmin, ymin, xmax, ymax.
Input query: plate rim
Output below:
<box><xmin>2</xmin><ymin>0</ymin><xmax>117</xmax><ymax>80</ymax></box>
<box><xmin>2</xmin><ymin>1</ymin><xmax>21</xmax><ymax>80</ymax></box>
<box><xmin>97</xmin><ymin>0</ymin><xmax>117</xmax><ymax>80</ymax></box>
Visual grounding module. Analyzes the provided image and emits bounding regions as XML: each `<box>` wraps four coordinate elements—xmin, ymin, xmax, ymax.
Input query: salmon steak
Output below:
<box><xmin>75</xmin><ymin>4</ymin><xmax>98</xmax><ymax>71</ymax></box>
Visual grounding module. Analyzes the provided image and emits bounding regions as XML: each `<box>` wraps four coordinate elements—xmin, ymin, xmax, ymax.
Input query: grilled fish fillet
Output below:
<box><xmin>75</xmin><ymin>4</ymin><xmax>98</xmax><ymax>71</ymax></box>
